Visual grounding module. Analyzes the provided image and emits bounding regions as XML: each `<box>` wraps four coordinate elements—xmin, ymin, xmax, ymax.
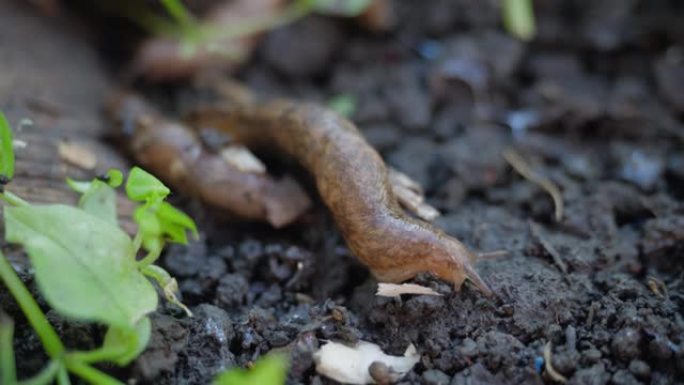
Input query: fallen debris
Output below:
<box><xmin>544</xmin><ymin>342</ymin><xmax>568</xmax><ymax>383</ymax></box>
<box><xmin>376</xmin><ymin>283</ymin><xmax>442</xmax><ymax>298</ymax></box>
<box><xmin>504</xmin><ymin>148</ymin><xmax>564</xmax><ymax>222</ymax></box>
<box><xmin>314</xmin><ymin>340</ymin><xmax>420</xmax><ymax>385</ymax></box>
<box><xmin>57</xmin><ymin>141</ymin><xmax>97</xmax><ymax>170</ymax></box>
<box><xmin>220</xmin><ymin>145</ymin><xmax>267</xmax><ymax>174</ymax></box>
<box><xmin>529</xmin><ymin>221</ymin><xmax>568</xmax><ymax>274</ymax></box>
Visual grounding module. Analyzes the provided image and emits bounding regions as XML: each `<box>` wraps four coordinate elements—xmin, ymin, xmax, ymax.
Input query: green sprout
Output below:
<box><xmin>118</xmin><ymin>0</ymin><xmax>373</xmax><ymax>61</ymax></box>
<box><xmin>502</xmin><ymin>0</ymin><xmax>536</xmax><ymax>41</ymax></box>
<box><xmin>213</xmin><ymin>353</ymin><xmax>289</xmax><ymax>385</ymax></box>
<box><xmin>0</xmin><ymin>112</ymin><xmax>14</xmax><ymax>182</ymax></box>
<box><xmin>328</xmin><ymin>93</ymin><xmax>357</xmax><ymax>118</ymax></box>
<box><xmin>0</xmin><ymin>112</ymin><xmax>197</xmax><ymax>384</ymax></box>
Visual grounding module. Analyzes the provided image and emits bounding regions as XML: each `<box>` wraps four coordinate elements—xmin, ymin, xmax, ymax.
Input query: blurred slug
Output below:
<box><xmin>107</xmin><ymin>93</ymin><xmax>312</xmax><ymax>228</ymax></box>
<box><xmin>186</xmin><ymin>100</ymin><xmax>493</xmax><ymax>295</ymax></box>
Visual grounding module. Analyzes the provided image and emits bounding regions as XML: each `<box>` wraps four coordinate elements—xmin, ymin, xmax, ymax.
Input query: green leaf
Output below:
<box><xmin>159</xmin><ymin>0</ymin><xmax>197</xmax><ymax>31</ymax></box>
<box><xmin>328</xmin><ymin>94</ymin><xmax>357</xmax><ymax>118</ymax></box>
<box><xmin>66</xmin><ymin>178</ymin><xmax>92</xmax><ymax>194</ymax></box>
<box><xmin>157</xmin><ymin>202</ymin><xmax>198</xmax><ymax>243</ymax></box>
<box><xmin>103</xmin><ymin>169</ymin><xmax>124</xmax><ymax>188</ymax></box>
<box><xmin>312</xmin><ymin>0</ymin><xmax>372</xmax><ymax>16</ymax></box>
<box><xmin>134</xmin><ymin>205</ymin><xmax>162</xmax><ymax>237</ymax></box>
<box><xmin>101</xmin><ymin>317</ymin><xmax>151</xmax><ymax>366</ymax></box>
<box><xmin>4</xmin><ymin>205</ymin><xmax>158</xmax><ymax>328</ymax></box>
<box><xmin>125</xmin><ymin>167</ymin><xmax>170</xmax><ymax>202</ymax></box>
<box><xmin>213</xmin><ymin>353</ymin><xmax>289</xmax><ymax>385</ymax></box>
<box><xmin>135</xmin><ymin>201</ymin><xmax>198</xmax><ymax>251</ymax></box>
<box><xmin>141</xmin><ymin>265</ymin><xmax>192</xmax><ymax>317</ymax></box>
<box><xmin>0</xmin><ymin>313</ymin><xmax>17</xmax><ymax>385</ymax></box>
<box><xmin>78</xmin><ymin>180</ymin><xmax>118</xmax><ymax>225</ymax></box>
<box><xmin>0</xmin><ymin>111</ymin><xmax>15</xmax><ymax>181</ymax></box>
<box><xmin>502</xmin><ymin>0</ymin><xmax>536</xmax><ymax>41</ymax></box>
<box><xmin>66</xmin><ymin>169</ymin><xmax>123</xmax><ymax>224</ymax></box>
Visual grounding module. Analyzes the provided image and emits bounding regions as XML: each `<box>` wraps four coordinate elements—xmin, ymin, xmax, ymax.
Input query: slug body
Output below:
<box><xmin>188</xmin><ymin>101</ymin><xmax>492</xmax><ymax>294</ymax></box>
<box><xmin>108</xmin><ymin>94</ymin><xmax>312</xmax><ymax>227</ymax></box>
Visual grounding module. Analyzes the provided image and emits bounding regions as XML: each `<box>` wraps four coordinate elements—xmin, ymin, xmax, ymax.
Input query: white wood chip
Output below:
<box><xmin>376</xmin><ymin>283</ymin><xmax>442</xmax><ymax>298</ymax></box>
<box><xmin>220</xmin><ymin>145</ymin><xmax>266</xmax><ymax>173</ymax></box>
<box><xmin>314</xmin><ymin>340</ymin><xmax>419</xmax><ymax>384</ymax></box>
<box><xmin>58</xmin><ymin>141</ymin><xmax>97</xmax><ymax>170</ymax></box>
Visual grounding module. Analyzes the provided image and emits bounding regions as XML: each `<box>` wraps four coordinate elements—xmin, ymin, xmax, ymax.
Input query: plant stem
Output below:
<box><xmin>0</xmin><ymin>190</ymin><xmax>30</xmax><ymax>207</ymax></box>
<box><xmin>56</xmin><ymin>366</ymin><xmax>71</xmax><ymax>385</ymax></box>
<box><xmin>18</xmin><ymin>360</ymin><xmax>60</xmax><ymax>385</ymax></box>
<box><xmin>197</xmin><ymin>0</ymin><xmax>315</xmax><ymax>45</ymax></box>
<box><xmin>0</xmin><ymin>313</ymin><xmax>17</xmax><ymax>385</ymax></box>
<box><xmin>502</xmin><ymin>0</ymin><xmax>536</xmax><ymax>41</ymax></box>
<box><xmin>67</xmin><ymin>344</ymin><xmax>126</xmax><ymax>365</ymax></box>
<box><xmin>160</xmin><ymin>0</ymin><xmax>197</xmax><ymax>32</ymax></box>
<box><xmin>132</xmin><ymin>231</ymin><xmax>143</xmax><ymax>255</ymax></box>
<box><xmin>65</xmin><ymin>360</ymin><xmax>124</xmax><ymax>385</ymax></box>
<box><xmin>136</xmin><ymin>246</ymin><xmax>162</xmax><ymax>268</ymax></box>
<box><xmin>0</xmin><ymin>251</ymin><xmax>65</xmax><ymax>357</ymax></box>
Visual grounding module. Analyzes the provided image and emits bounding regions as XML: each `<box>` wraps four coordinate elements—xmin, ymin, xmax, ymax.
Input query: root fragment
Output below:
<box><xmin>529</xmin><ymin>221</ymin><xmax>568</xmax><ymax>274</ymax></box>
<box><xmin>504</xmin><ymin>148</ymin><xmax>564</xmax><ymax>222</ymax></box>
<box><xmin>544</xmin><ymin>342</ymin><xmax>568</xmax><ymax>383</ymax></box>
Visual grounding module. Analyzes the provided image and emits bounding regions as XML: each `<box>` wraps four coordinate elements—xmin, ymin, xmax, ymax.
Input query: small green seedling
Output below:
<box><xmin>213</xmin><ymin>353</ymin><xmax>289</xmax><ymax>385</ymax></box>
<box><xmin>0</xmin><ymin>111</ymin><xmax>197</xmax><ymax>385</ymax></box>
<box><xmin>328</xmin><ymin>93</ymin><xmax>357</xmax><ymax>118</ymax></box>
<box><xmin>124</xmin><ymin>0</ymin><xmax>373</xmax><ymax>62</ymax></box>
<box><xmin>501</xmin><ymin>0</ymin><xmax>536</xmax><ymax>41</ymax></box>
<box><xmin>0</xmin><ymin>112</ymin><xmax>14</xmax><ymax>183</ymax></box>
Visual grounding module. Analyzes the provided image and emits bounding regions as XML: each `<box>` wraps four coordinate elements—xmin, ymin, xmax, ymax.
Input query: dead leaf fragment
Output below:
<box><xmin>376</xmin><ymin>283</ymin><xmax>442</xmax><ymax>298</ymax></box>
<box><xmin>220</xmin><ymin>145</ymin><xmax>266</xmax><ymax>173</ymax></box>
<box><xmin>58</xmin><ymin>141</ymin><xmax>97</xmax><ymax>170</ymax></box>
<box><xmin>314</xmin><ymin>340</ymin><xmax>419</xmax><ymax>384</ymax></box>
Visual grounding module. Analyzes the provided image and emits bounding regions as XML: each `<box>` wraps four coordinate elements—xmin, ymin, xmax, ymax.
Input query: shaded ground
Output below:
<box><xmin>1</xmin><ymin>0</ymin><xmax>684</xmax><ymax>384</ymax></box>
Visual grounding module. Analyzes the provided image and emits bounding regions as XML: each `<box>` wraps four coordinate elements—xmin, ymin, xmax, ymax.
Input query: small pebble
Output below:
<box><xmin>581</xmin><ymin>348</ymin><xmax>602</xmax><ymax>365</ymax></box>
<box><xmin>552</xmin><ymin>348</ymin><xmax>580</xmax><ymax>375</ymax></box>
<box><xmin>611</xmin><ymin>369</ymin><xmax>639</xmax><ymax>385</ymax></box>
<box><xmin>215</xmin><ymin>274</ymin><xmax>249</xmax><ymax>308</ymax></box>
<box><xmin>628</xmin><ymin>359</ymin><xmax>651</xmax><ymax>380</ymax></box>
<box><xmin>647</xmin><ymin>336</ymin><xmax>673</xmax><ymax>360</ymax></box>
<box><xmin>458</xmin><ymin>338</ymin><xmax>479</xmax><ymax>358</ymax></box>
<box><xmin>422</xmin><ymin>369</ymin><xmax>450</xmax><ymax>385</ymax></box>
<box><xmin>611</xmin><ymin>328</ymin><xmax>641</xmax><ymax>361</ymax></box>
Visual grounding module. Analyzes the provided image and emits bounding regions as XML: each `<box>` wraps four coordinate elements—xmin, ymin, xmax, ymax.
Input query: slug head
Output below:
<box><xmin>426</xmin><ymin>235</ymin><xmax>493</xmax><ymax>296</ymax></box>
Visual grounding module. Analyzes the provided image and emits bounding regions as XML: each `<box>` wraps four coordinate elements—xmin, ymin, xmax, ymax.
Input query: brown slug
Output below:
<box><xmin>185</xmin><ymin>100</ymin><xmax>493</xmax><ymax>295</ymax></box>
<box><xmin>107</xmin><ymin>93</ymin><xmax>312</xmax><ymax>228</ymax></box>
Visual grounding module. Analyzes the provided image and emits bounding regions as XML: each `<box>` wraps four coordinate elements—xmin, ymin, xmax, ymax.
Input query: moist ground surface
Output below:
<box><xmin>1</xmin><ymin>1</ymin><xmax>684</xmax><ymax>384</ymax></box>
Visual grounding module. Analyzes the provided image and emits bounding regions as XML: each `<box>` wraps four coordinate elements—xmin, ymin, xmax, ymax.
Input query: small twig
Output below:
<box><xmin>476</xmin><ymin>250</ymin><xmax>509</xmax><ymax>260</ymax></box>
<box><xmin>647</xmin><ymin>275</ymin><xmax>668</xmax><ymax>298</ymax></box>
<box><xmin>585</xmin><ymin>301</ymin><xmax>599</xmax><ymax>327</ymax></box>
<box><xmin>544</xmin><ymin>342</ymin><xmax>568</xmax><ymax>383</ymax></box>
<box><xmin>504</xmin><ymin>148</ymin><xmax>564</xmax><ymax>222</ymax></box>
<box><xmin>529</xmin><ymin>221</ymin><xmax>567</xmax><ymax>274</ymax></box>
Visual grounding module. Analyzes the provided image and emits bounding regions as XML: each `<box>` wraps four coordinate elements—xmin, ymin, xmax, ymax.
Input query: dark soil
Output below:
<box><xmin>2</xmin><ymin>0</ymin><xmax>684</xmax><ymax>384</ymax></box>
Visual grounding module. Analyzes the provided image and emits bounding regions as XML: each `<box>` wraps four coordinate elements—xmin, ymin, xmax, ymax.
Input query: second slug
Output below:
<box><xmin>185</xmin><ymin>100</ymin><xmax>493</xmax><ymax>295</ymax></box>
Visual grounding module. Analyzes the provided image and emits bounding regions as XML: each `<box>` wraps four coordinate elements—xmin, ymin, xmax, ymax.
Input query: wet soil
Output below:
<box><xmin>1</xmin><ymin>0</ymin><xmax>684</xmax><ymax>384</ymax></box>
